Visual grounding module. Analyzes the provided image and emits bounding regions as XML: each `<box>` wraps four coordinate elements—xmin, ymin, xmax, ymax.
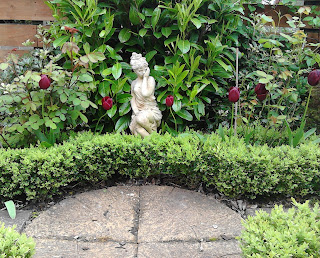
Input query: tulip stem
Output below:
<box><xmin>170</xmin><ymin>107</ymin><xmax>177</xmax><ymax>132</ymax></box>
<box><xmin>301</xmin><ymin>86</ymin><xmax>312</xmax><ymax>124</ymax></box>
<box><xmin>230</xmin><ymin>103</ymin><xmax>234</xmax><ymax>138</ymax></box>
<box><xmin>95</xmin><ymin>112</ymin><xmax>108</xmax><ymax>133</ymax></box>
<box><xmin>234</xmin><ymin>47</ymin><xmax>239</xmax><ymax>137</ymax></box>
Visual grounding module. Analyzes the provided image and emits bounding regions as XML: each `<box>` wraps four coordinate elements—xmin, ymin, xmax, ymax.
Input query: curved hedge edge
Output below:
<box><xmin>0</xmin><ymin>131</ymin><xmax>319</xmax><ymax>201</ymax></box>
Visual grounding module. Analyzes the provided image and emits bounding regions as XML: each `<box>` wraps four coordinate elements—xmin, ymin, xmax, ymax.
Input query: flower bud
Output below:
<box><xmin>39</xmin><ymin>74</ymin><xmax>51</xmax><ymax>89</ymax></box>
<box><xmin>165</xmin><ymin>95</ymin><xmax>174</xmax><ymax>107</ymax></box>
<box><xmin>102</xmin><ymin>96</ymin><xmax>113</xmax><ymax>110</ymax></box>
<box><xmin>228</xmin><ymin>87</ymin><xmax>240</xmax><ymax>103</ymax></box>
<box><xmin>307</xmin><ymin>69</ymin><xmax>320</xmax><ymax>86</ymax></box>
<box><xmin>254</xmin><ymin>83</ymin><xmax>268</xmax><ymax>101</ymax></box>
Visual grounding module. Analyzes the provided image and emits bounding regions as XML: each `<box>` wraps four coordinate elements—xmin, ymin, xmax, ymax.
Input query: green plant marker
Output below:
<box><xmin>4</xmin><ymin>201</ymin><xmax>16</xmax><ymax>219</ymax></box>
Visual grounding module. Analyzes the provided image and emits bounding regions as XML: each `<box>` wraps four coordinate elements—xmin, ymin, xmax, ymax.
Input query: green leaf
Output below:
<box><xmin>99</xmin><ymin>81</ymin><xmax>110</xmax><ymax>97</ymax></box>
<box><xmin>112</xmin><ymin>63</ymin><xmax>122</xmax><ymax>80</ymax></box>
<box><xmin>119</xmin><ymin>102</ymin><xmax>131</xmax><ymax>116</ymax></box>
<box><xmin>129</xmin><ymin>6</ymin><xmax>140</xmax><ymax>25</ymax></box>
<box><xmin>85</xmin><ymin>28</ymin><xmax>93</xmax><ymax>37</ymax></box>
<box><xmin>83</xmin><ymin>42</ymin><xmax>90</xmax><ymax>55</ymax></box>
<box><xmin>304</xmin><ymin>128</ymin><xmax>316</xmax><ymax>140</ymax></box>
<box><xmin>176</xmin><ymin>109</ymin><xmax>193</xmax><ymax>121</ymax></box>
<box><xmin>107</xmin><ymin>105</ymin><xmax>117</xmax><ymax>118</ymax></box>
<box><xmin>119</xmin><ymin>28</ymin><xmax>131</xmax><ymax>43</ymax></box>
<box><xmin>178</xmin><ymin>40</ymin><xmax>191</xmax><ymax>54</ymax></box>
<box><xmin>285</xmin><ymin>120</ymin><xmax>293</xmax><ymax>146</ymax></box>
<box><xmin>60</xmin><ymin>93</ymin><xmax>68</xmax><ymax>103</ymax></box>
<box><xmin>218</xmin><ymin>124</ymin><xmax>225</xmax><ymax>142</ymax></box>
<box><xmin>172</xmin><ymin>100</ymin><xmax>182</xmax><ymax>112</ymax></box>
<box><xmin>151</xmin><ymin>7</ymin><xmax>161</xmax><ymax>29</ymax></box>
<box><xmin>117</xmin><ymin>93</ymin><xmax>132</xmax><ymax>103</ymax></box>
<box><xmin>53</xmin><ymin>35</ymin><xmax>69</xmax><ymax>48</ymax></box>
<box><xmin>115</xmin><ymin>116</ymin><xmax>130</xmax><ymax>132</ymax></box>
<box><xmin>4</xmin><ymin>201</ymin><xmax>16</xmax><ymax>219</ymax></box>
<box><xmin>79</xmin><ymin>73</ymin><xmax>93</xmax><ymax>82</ymax></box>
<box><xmin>145</xmin><ymin>50</ymin><xmax>157</xmax><ymax>62</ymax></box>
<box><xmin>161</xmin><ymin>27</ymin><xmax>172</xmax><ymax>38</ymax></box>
<box><xmin>81</xmin><ymin>101</ymin><xmax>89</xmax><ymax>109</ymax></box>
<box><xmin>153</xmin><ymin>32</ymin><xmax>162</xmax><ymax>39</ymax></box>
<box><xmin>139</xmin><ymin>28</ymin><xmax>148</xmax><ymax>37</ymax></box>
<box><xmin>79</xmin><ymin>112</ymin><xmax>88</xmax><ymax>123</ymax></box>
<box><xmin>191</xmin><ymin>18</ymin><xmax>201</xmax><ymax>29</ymax></box>
<box><xmin>0</xmin><ymin>63</ymin><xmax>9</xmax><ymax>70</ymax></box>
<box><xmin>73</xmin><ymin>98</ymin><xmax>81</xmax><ymax>106</ymax></box>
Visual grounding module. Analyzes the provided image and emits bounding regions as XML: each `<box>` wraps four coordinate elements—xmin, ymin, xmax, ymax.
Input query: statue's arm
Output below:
<box><xmin>141</xmin><ymin>68</ymin><xmax>155</xmax><ymax>97</ymax></box>
<box><xmin>131</xmin><ymin>81</ymin><xmax>139</xmax><ymax>114</ymax></box>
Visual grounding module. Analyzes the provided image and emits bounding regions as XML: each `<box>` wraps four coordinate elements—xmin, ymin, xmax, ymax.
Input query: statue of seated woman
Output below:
<box><xmin>129</xmin><ymin>53</ymin><xmax>162</xmax><ymax>138</ymax></box>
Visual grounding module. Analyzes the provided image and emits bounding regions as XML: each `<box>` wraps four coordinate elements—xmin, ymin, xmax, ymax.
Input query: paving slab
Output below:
<box><xmin>23</xmin><ymin>185</ymin><xmax>244</xmax><ymax>257</ymax></box>
<box><xmin>138</xmin><ymin>186</ymin><xmax>243</xmax><ymax>242</ymax></box>
<box><xmin>25</xmin><ymin>186</ymin><xmax>140</xmax><ymax>242</ymax></box>
<box><xmin>0</xmin><ymin>210</ymin><xmax>32</xmax><ymax>233</ymax></box>
<box><xmin>138</xmin><ymin>240</ymin><xmax>241</xmax><ymax>258</ymax></box>
<box><xmin>32</xmin><ymin>239</ymin><xmax>136</xmax><ymax>258</ymax></box>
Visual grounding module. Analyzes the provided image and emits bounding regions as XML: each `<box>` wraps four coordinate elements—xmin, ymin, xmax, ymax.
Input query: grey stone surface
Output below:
<box><xmin>138</xmin><ymin>240</ymin><xmax>241</xmax><ymax>258</ymax></box>
<box><xmin>138</xmin><ymin>186</ymin><xmax>243</xmax><ymax>242</ymax></box>
<box><xmin>0</xmin><ymin>210</ymin><xmax>32</xmax><ymax>233</ymax></box>
<box><xmin>32</xmin><ymin>239</ymin><xmax>136</xmax><ymax>258</ymax></box>
<box><xmin>23</xmin><ymin>186</ymin><xmax>244</xmax><ymax>257</ymax></box>
<box><xmin>25</xmin><ymin>186</ymin><xmax>140</xmax><ymax>242</ymax></box>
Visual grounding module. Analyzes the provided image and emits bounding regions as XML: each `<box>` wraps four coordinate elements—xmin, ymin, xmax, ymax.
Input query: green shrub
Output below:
<box><xmin>0</xmin><ymin>222</ymin><xmax>35</xmax><ymax>257</ymax></box>
<box><xmin>201</xmin><ymin>134</ymin><xmax>320</xmax><ymax>198</ymax></box>
<box><xmin>0</xmin><ymin>131</ymin><xmax>319</xmax><ymax>201</ymax></box>
<box><xmin>239</xmin><ymin>199</ymin><xmax>320</xmax><ymax>257</ymax></box>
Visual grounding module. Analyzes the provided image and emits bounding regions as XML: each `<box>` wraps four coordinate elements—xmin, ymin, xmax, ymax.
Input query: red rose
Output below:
<box><xmin>102</xmin><ymin>96</ymin><xmax>113</xmax><ymax>110</ymax></box>
<box><xmin>254</xmin><ymin>83</ymin><xmax>268</xmax><ymax>101</ymax></box>
<box><xmin>308</xmin><ymin>69</ymin><xmax>320</xmax><ymax>86</ymax></box>
<box><xmin>228</xmin><ymin>87</ymin><xmax>240</xmax><ymax>103</ymax></box>
<box><xmin>39</xmin><ymin>74</ymin><xmax>51</xmax><ymax>89</ymax></box>
<box><xmin>165</xmin><ymin>95</ymin><xmax>174</xmax><ymax>107</ymax></box>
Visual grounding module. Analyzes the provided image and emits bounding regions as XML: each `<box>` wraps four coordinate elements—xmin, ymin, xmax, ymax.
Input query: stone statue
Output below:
<box><xmin>129</xmin><ymin>52</ymin><xmax>162</xmax><ymax>137</ymax></box>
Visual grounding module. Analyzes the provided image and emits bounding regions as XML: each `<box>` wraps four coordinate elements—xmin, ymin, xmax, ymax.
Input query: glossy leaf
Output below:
<box><xmin>139</xmin><ymin>28</ymin><xmax>148</xmax><ymax>37</ymax></box>
<box><xmin>112</xmin><ymin>63</ymin><xmax>122</xmax><ymax>80</ymax></box>
<box><xmin>129</xmin><ymin>6</ymin><xmax>140</xmax><ymax>25</ymax></box>
<box><xmin>119</xmin><ymin>28</ymin><xmax>131</xmax><ymax>43</ymax></box>
<box><xmin>115</xmin><ymin>115</ymin><xmax>130</xmax><ymax>132</ymax></box>
<box><xmin>151</xmin><ymin>7</ymin><xmax>161</xmax><ymax>29</ymax></box>
<box><xmin>53</xmin><ymin>35</ymin><xmax>69</xmax><ymax>48</ymax></box>
<box><xmin>161</xmin><ymin>27</ymin><xmax>172</xmax><ymax>38</ymax></box>
<box><xmin>176</xmin><ymin>109</ymin><xmax>193</xmax><ymax>121</ymax></box>
<box><xmin>119</xmin><ymin>102</ymin><xmax>131</xmax><ymax>116</ymax></box>
<box><xmin>107</xmin><ymin>105</ymin><xmax>117</xmax><ymax>118</ymax></box>
<box><xmin>178</xmin><ymin>40</ymin><xmax>190</xmax><ymax>54</ymax></box>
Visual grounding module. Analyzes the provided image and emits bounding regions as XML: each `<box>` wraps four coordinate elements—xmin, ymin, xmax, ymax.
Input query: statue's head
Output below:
<box><xmin>130</xmin><ymin>52</ymin><xmax>148</xmax><ymax>71</ymax></box>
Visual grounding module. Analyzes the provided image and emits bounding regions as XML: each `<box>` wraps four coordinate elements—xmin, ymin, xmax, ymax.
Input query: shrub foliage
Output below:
<box><xmin>239</xmin><ymin>199</ymin><xmax>320</xmax><ymax>257</ymax></box>
<box><xmin>0</xmin><ymin>223</ymin><xmax>35</xmax><ymax>258</ymax></box>
<box><xmin>0</xmin><ymin>132</ymin><xmax>319</xmax><ymax>201</ymax></box>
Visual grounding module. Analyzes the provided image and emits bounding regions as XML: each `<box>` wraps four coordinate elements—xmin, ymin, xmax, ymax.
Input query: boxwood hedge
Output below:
<box><xmin>0</xmin><ymin>132</ymin><xmax>319</xmax><ymax>201</ymax></box>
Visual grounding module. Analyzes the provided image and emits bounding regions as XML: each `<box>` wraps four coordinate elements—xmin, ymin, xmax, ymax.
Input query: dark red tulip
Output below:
<box><xmin>255</xmin><ymin>83</ymin><xmax>268</xmax><ymax>101</ymax></box>
<box><xmin>228</xmin><ymin>87</ymin><xmax>240</xmax><ymax>103</ymax></box>
<box><xmin>308</xmin><ymin>69</ymin><xmax>320</xmax><ymax>86</ymax></box>
<box><xmin>102</xmin><ymin>96</ymin><xmax>113</xmax><ymax>110</ymax></box>
<box><xmin>39</xmin><ymin>74</ymin><xmax>51</xmax><ymax>89</ymax></box>
<box><xmin>165</xmin><ymin>95</ymin><xmax>174</xmax><ymax>107</ymax></box>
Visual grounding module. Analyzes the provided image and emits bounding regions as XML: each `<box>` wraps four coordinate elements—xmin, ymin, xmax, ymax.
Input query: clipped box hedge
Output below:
<box><xmin>0</xmin><ymin>132</ymin><xmax>319</xmax><ymax>201</ymax></box>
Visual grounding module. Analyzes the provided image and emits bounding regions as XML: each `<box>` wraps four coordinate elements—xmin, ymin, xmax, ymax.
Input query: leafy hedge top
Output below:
<box><xmin>0</xmin><ymin>132</ymin><xmax>319</xmax><ymax>201</ymax></box>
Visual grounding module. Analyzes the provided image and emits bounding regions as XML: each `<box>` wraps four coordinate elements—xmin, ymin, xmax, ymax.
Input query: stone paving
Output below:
<box><xmin>1</xmin><ymin>186</ymin><xmax>245</xmax><ymax>257</ymax></box>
